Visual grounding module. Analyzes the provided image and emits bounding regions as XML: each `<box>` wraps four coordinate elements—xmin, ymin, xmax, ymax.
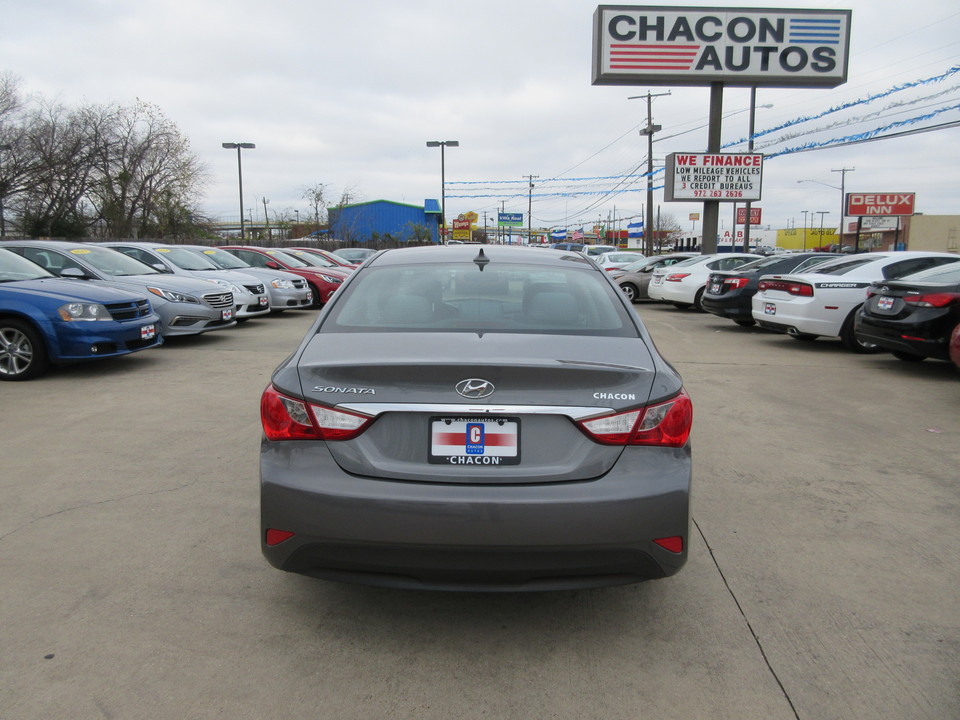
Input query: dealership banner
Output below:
<box><xmin>592</xmin><ymin>5</ymin><xmax>851</xmax><ymax>87</ymax></box>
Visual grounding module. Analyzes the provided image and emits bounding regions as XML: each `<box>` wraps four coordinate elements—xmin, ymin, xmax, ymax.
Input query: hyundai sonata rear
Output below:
<box><xmin>260</xmin><ymin>245</ymin><xmax>693</xmax><ymax>591</ymax></box>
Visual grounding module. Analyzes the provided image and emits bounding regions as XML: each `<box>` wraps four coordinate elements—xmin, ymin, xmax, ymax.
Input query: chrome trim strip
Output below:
<box><xmin>335</xmin><ymin>403</ymin><xmax>613</xmax><ymax>421</ymax></box>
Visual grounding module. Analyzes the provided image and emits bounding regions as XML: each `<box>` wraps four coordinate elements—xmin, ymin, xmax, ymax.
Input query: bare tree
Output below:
<box><xmin>90</xmin><ymin>100</ymin><xmax>208</xmax><ymax>239</ymax></box>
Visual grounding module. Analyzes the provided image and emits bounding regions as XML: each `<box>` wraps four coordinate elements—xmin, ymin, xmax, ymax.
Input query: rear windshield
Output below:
<box><xmin>899</xmin><ymin>260</ymin><xmax>960</xmax><ymax>283</ymax></box>
<box><xmin>321</xmin><ymin>263</ymin><xmax>638</xmax><ymax>337</ymax></box>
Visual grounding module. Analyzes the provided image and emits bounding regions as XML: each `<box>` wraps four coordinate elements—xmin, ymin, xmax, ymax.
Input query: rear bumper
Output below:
<box><xmin>261</xmin><ymin>441</ymin><xmax>691</xmax><ymax>591</ymax></box>
<box><xmin>855</xmin><ymin>316</ymin><xmax>953</xmax><ymax>360</ymax></box>
<box><xmin>701</xmin><ymin>296</ymin><xmax>752</xmax><ymax>320</ymax></box>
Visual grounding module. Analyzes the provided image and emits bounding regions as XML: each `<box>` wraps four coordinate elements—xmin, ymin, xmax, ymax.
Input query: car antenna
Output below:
<box><xmin>473</xmin><ymin>248</ymin><xmax>490</xmax><ymax>272</ymax></box>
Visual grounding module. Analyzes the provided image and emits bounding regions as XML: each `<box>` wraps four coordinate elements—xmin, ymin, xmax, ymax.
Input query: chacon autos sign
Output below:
<box><xmin>592</xmin><ymin>5</ymin><xmax>852</xmax><ymax>88</ymax></box>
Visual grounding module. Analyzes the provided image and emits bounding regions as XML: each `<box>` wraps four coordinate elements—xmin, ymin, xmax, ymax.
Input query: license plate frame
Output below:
<box><xmin>764</xmin><ymin>302</ymin><xmax>776</xmax><ymax>315</ymax></box>
<box><xmin>429</xmin><ymin>416</ymin><xmax>521</xmax><ymax>465</ymax></box>
<box><xmin>877</xmin><ymin>296</ymin><xmax>895</xmax><ymax>311</ymax></box>
<box><xmin>140</xmin><ymin>324</ymin><xmax>156</xmax><ymax>340</ymax></box>
<box><xmin>222</xmin><ymin>308</ymin><xmax>234</xmax><ymax>321</ymax></box>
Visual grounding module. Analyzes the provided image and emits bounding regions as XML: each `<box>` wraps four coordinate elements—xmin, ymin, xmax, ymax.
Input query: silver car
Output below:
<box><xmin>179</xmin><ymin>246</ymin><xmax>313</xmax><ymax>311</ymax></box>
<box><xmin>260</xmin><ymin>245</ymin><xmax>693</xmax><ymax>591</ymax></box>
<box><xmin>100</xmin><ymin>242</ymin><xmax>271</xmax><ymax>320</ymax></box>
<box><xmin>5</xmin><ymin>241</ymin><xmax>237</xmax><ymax>336</ymax></box>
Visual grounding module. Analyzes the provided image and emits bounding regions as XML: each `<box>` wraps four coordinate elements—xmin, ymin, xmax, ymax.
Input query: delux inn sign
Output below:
<box><xmin>592</xmin><ymin>5</ymin><xmax>851</xmax><ymax>88</ymax></box>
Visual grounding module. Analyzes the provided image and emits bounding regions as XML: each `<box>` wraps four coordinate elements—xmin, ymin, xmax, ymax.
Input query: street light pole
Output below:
<box><xmin>832</xmin><ymin>167</ymin><xmax>855</xmax><ymax>247</ymax></box>
<box><xmin>816</xmin><ymin>211</ymin><xmax>829</xmax><ymax>247</ymax></box>
<box><xmin>802</xmin><ymin>210</ymin><xmax>810</xmax><ymax>250</ymax></box>
<box><xmin>222</xmin><ymin>142</ymin><xmax>255</xmax><ymax>240</ymax></box>
<box><xmin>426</xmin><ymin>140</ymin><xmax>459</xmax><ymax>242</ymax></box>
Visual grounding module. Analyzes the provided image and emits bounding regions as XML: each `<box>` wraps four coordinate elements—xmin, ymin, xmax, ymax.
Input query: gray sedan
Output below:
<box><xmin>260</xmin><ymin>245</ymin><xmax>693</xmax><ymax>591</ymax></box>
<box><xmin>5</xmin><ymin>241</ymin><xmax>237</xmax><ymax>336</ymax></box>
<box><xmin>179</xmin><ymin>246</ymin><xmax>314</xmax><ymax>311</ymax></box>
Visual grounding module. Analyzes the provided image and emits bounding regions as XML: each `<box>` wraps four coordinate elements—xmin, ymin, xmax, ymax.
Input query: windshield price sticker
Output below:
<box><xmin>429</xmin><ymin>417</ymin><xmax>520</xmax><ymax>465</ymax></box>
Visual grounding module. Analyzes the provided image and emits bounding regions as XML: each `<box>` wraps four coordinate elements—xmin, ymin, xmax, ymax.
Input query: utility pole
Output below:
<box><xmin>500</xmin><ymin>200</ymin><xmax>506</xmax><ymax>244</ymax></box>
<box><xmin>630</xmin><ymin>91</ymin><xmax>670</xmax><ymax>255</ymax></box>
<box><xmin>525</xmin><ymin>174</ymin><xmax>538</xmax><ymax>245</ymax></box>
<box><xmin>831</xmin><ymin>167</ymin><xmax>855</xmax><ymax>247</ymax></box>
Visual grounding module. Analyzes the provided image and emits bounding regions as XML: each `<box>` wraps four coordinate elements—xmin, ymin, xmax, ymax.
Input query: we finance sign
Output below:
<box><xmin>592</xmin><ymin>6</ymin><xmax>851</xmax><ymax>88</ymax></box>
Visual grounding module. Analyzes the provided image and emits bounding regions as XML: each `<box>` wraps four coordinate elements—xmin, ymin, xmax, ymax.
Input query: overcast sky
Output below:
<box><xmin>3</xmin><ymin>0</ymin><xmax>959</xmax><ymax>237</ymax></box>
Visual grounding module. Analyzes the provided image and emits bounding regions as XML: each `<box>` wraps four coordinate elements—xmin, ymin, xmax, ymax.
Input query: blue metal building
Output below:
<box><xmin>328</xmin><ymin>199</ymin><xmax>442</xmax><ymax>244</ymax></box>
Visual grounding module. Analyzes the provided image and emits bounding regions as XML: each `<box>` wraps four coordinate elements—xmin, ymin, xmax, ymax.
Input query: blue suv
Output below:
<box><xmin>0</xmin><ymin>248</ymin><xmax>162</xmax><ymax>380</ymax></box>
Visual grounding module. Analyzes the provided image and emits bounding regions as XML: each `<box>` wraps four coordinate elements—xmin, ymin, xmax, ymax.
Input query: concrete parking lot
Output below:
<box><xmin>1</xmin><ymin>304</ymin><xmax>957</xmax><ymax>719</ymax></box>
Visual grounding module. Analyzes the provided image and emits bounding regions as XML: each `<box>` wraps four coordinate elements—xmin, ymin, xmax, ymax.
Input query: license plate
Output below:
<box><xmin>764</xmin><ymin>303</ymin><xmax>776</xmax><ymax>315</ymax></box>
<box><xmin>259</xmin><ymin>296</ymin><xmax>269</xmax><ymax>306</ymax></box>
<box><xmin>878</xmin><ymin>296</ymin><xmax>895</xmax><ymax>310</ymax></box>
<box><xmin>710</xmin><ymin>282</ymin><xmax>722</xmax><ymax>294</ymax></box>
<box><xmin>140</xmin><ymin>324</ymin><xmax>156</xmax><ymax>340</ymax></box>
<box><xmin>429</xmin><ymin>417</ymin><xmax>520</xmax><ymax>465</ymax></box>
<box><xmin>222</xmin><ymin>308</ymin><xmax>234</xmax><ymax>321</ymax></box>
<box><xmin>652</xmin><ymin>276</ymin><xmax>663</xmax><ymax>285</ymax></box>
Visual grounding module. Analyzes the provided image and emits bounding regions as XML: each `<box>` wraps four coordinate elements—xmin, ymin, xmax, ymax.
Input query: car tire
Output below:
<box><xmin>892</xmin><ymin>350</ymin><xmax>925</xmax><ymax>362</ymax></box>
<box><xmin>308</xmin><ymin>284</ymin><xmax>323</xmax><ymax>308</ymax></box>
<box><xmin>0</xmin><ymin>319</ymin><xmax>50</xmax><ymax>381</ymax></box>
<box><xmin>734</xmin><ymin>319</ymin><xmax>756</xmax><ymax>327</ymax></box>
<box><xmin>619</xmin><ymin>283</ymin><xmax>639</xmax><ymax>303</ymax></box>
<box><xmin>693</xmin><ymin>287</ymin><xmax>706</xmax><ymax>312</ymax></box>
<box><xmin>841</xmin><ymin>308</ymin><xmax>883</xmax><ymax>354</ymax></box>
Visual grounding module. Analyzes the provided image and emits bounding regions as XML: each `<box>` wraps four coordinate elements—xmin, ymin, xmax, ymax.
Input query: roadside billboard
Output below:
<box><xmin>845</xmin><ymin>193</ymin><xmax>916</xmax><ymax>216</ymax></box>
<box><xmin>664</xmin><ymin>152</ymin><xmax>763</xmax><ymax>202</ymax></box>
<box><xmin>592</xmin><ymin>6</ymin><xmax>852</xmax><ymax>88</ymax></box>
<box><xmin>736</xmin><ymin>207</ymin><xmax>762</xmax><ymax>225</ymax></box>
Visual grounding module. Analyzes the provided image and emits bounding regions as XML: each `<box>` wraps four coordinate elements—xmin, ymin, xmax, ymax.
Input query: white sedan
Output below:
<box><xmin>592</xmin><ymin>251</ymin><xmax>646</xmax><ymax>272</ymax></box>
<box><xmin>648</xmin><ymin>253</ymin><xmax>761</xmax><ymax>310</ymax></box>
<box><xmin>751</xmin><ymin>251</ymin><xmax>960</xmax><ymax>352</ymax></box>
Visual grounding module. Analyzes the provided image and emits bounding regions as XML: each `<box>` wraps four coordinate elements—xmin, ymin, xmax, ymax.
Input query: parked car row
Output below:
<box><xmin>616</xmin><ymin>248</ymin><xmax>960</xmax><ymax>368</ymax></box>
<box><xmin>0</xmin><ymin>242</ymin><xmax>370</xmax><ymax>380</ymax></box>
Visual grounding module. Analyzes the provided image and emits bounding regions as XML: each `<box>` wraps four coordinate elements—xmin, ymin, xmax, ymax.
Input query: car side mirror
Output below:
<box><xmin>266</xmin><ymin>261</ymin><xmax>282</xmax><ymax>270</ymax></box>
<box><xmin>151</xmin><ymin>263</ymin><xmax>172</xmax><ymax>273</ymax></box>
<box><xmin>60</xmin><ymin>267</ymin><xmax>91</xmax><ymax>280</ymax></box>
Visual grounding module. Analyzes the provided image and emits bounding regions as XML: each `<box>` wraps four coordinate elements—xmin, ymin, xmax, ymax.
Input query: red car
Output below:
<box><xmin>287</xmin><ymin>247</ymin><xmax>359</xmax><ymax>271</ymax></box>
<box><xmin>218</xmin><ymin>247</ymin><xmax>349</xmax><ymax>306</ymax></box>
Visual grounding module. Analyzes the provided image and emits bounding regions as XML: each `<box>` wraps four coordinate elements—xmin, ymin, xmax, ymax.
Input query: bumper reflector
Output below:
<box><xmin>265</xmin><ymin>529</ymin><xmax>295</xmax><ymax>546</ymax></box>
<box><xmin>654</xmin><ymin>536</ymin><xmax>684</xmax><ymax>553</ymax></box>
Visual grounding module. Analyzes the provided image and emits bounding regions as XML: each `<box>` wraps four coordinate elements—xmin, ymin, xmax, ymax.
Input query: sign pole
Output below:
<box><xmin>743</xmin><ymin>87</ymin><xmax>757</xmax><ymax>252</ymax></box>
<box><xmin>701</xmin><ymin>82</ymin><xmax>724</xmax><ymax>254</ymax></box>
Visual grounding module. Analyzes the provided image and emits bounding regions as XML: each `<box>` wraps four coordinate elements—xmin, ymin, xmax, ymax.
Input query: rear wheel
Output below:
<box><xmin>619</xmin><ymin>283</ymin><xmax>639</xmax><ymax>303</ymax></box>
<box><xmin>693</xmin><ymin>287</ymin><xmax>706</xmax><ymax>312</ymax></box>
<box><xmin>0</xmin><ymin>319</ymin><xmax>50</xmax><ymax>381</ymax></box>
<box><xmin>892</xmin><ymin>350</ymin><xmax>925</xmax><ymax>362</ymax></box>
<box><xmin>840</xmin><ymin>308</ymin><xmax>883</xmax><ymax>354</ymax></box>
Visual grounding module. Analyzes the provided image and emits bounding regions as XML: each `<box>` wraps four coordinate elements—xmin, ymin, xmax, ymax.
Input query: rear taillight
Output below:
<box><xmin>724</xmin><ymin>277</ymin><xmax>750</xmax><ymax>290</ymax></box>
<box><xmin>665</xmin><ymin>273</ymin><xmax>691</xmax><ymax>282</ymax></box>
<box><xmin>260</xmin><ymin>385</ymin><xmax>373</xmax><ymax>441</ymax></box>
<box><xmin>758</xmin><ymin>279</ymin><xmax>814</xmax><ymax>297</ymax></box>
<box><xmin>577</xmin><ymin>389</ymin><xmax>693</xmax><ymax>448</ymax></box>
<box><xmin>903</xmin><ymin>292</ymin><xmax>960</xmax><ymax>308</ymax></box>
